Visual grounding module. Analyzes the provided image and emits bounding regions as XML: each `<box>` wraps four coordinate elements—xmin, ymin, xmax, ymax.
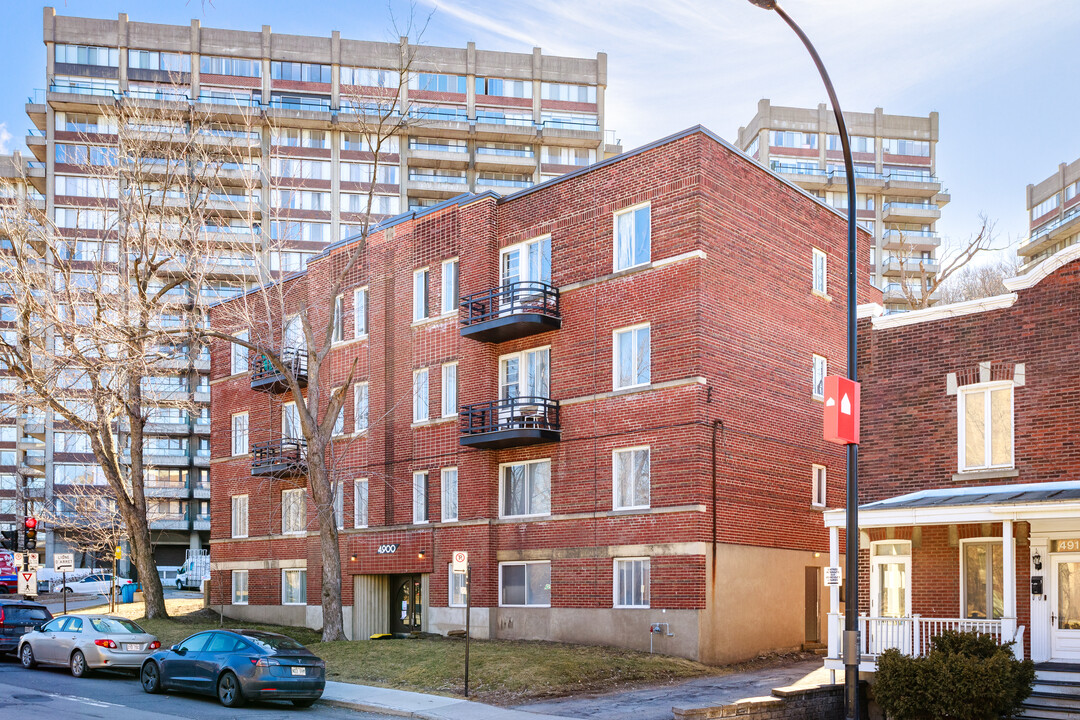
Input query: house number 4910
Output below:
<box><xmin>377</xmin><ymin>544</ymin><xmax>399</xmax><ymax>554</ymax></box>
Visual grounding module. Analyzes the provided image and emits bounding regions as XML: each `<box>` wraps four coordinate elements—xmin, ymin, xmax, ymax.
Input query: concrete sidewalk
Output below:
<box><xmin>321</xmin><ymin>682</ymin><xmax>569</xmax><ymax>719</ymax></box>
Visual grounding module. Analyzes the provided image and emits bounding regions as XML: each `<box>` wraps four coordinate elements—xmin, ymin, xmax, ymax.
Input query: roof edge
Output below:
<box><xmin>871</xmin><ymin>293</ymin><xmax>1018</xmax><ymax>330</ymax></box>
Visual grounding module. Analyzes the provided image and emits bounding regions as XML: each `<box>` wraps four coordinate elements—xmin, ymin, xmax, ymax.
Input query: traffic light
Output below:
<box><xmin>0</xmin><ymin>529</ymin><xmax>15</xmax><ymax>550</ymax></box>
<box><xmin>24</xmin><ymin>517</ymin><xmax>37</xmax><ymax>552</ymax></box>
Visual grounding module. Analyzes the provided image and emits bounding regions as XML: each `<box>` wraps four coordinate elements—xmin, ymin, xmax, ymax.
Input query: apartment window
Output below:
<box><xmin>812</xmin><ymin>248</ymin><xmax>827</xmax><ymax>295</ymax></box>
<box><xmin>282</xmin><ymin>569</ymin><xmax>307</xmax><ymax>605</ymax></box>
<box><xmin>282</xmin><ymin>401</ymin><xmax>302</xmax><ymax>440</ymax></box>
<box><xmin>812</xmin><ymin>465</ymin><xmax>827</xmax><ymax>507</ymax></box>
<box><xmin>231</xmin><ymin>412</ymin><xmax>249</xmax><ymax>456</ymax></box>
<box><xmin>441</xmin><ymin>467</ymin><xmax>458</xmax><ymax>522</ymax></box>
<box><xmin>231</xmin><ymin>330</ymin><xmax>249</xmax><ymax>375</ymax></box>
<box><xmin>614</xmin><ymin>203</ymin><xmax>651</xmax><ymax>271</ymax></box>
<box><xmin>958</xmin><ymin>383</ymin><xmax>1013</xmax><ymax>472</ymax></box>
<box><xmin>441</xmin><ymin>363</ymin><xmax>458</xmax><ymax>418</ymax></box>
<box><xmin>413</xmin><ymin>471</ymin><xmax>428</xmax><ymax>524</ymax></box>
<box><xmin>882</xmin><ymin>138</ymin><xmax>930</xmax><ymax>157</ymax></box>
<box><xmin>962</xmin><ymin>541</ymin><xmax>1003</xmax><ymax>620</ymax></box>
<box><xmin>540</xmin><ymin>82</ymin><xmax>595</xmax><ymax>103</ymax></box>
<box><xmin>332</xmin><ymin>390</ymin><xmax>345</xmax><ymax>436</ymax></box>
<box><xmin>282</xmin><ymin>488</ymin><xmax>306</xmax><ymax>534</ymax></box>
<box><xmin>501</xmin><ymin>459</ymin><xmax>550</xmax><ymax>518</ymax></box>
<box><xmin>614</xmin><ymin>558</ymin><xmax>650</xmax><ymax>608</ymax></box>
<box><xmin>332</xmin><ymin>295</ymin><xmax>345</xmax><ymax>343</ymax></box>
<box><xmin>477</xmin><ymin>77</ymin><xmax>532</xmax><ymax>98</ymax></box>
<box><xmin>354</xmin><ymin>287</ymin><xmax>368</xmax><ymax>337</ymax></box>
<box><xmin>413</xmin><ymin>268</ymin><xmax>429</xmax><ymax>321</ymax></box>
<box><xmin>812</xmin><ymin>354</ymin><xmax>827</xmax><ymax>400</ymax></box>
<box><xmin>499</xmin><ymin>561</ymin><xmax>551</xmax><ymax>607</ymax></box>
<box><xmin>333</xmin><ymin>483</ymin><xmax>344</xmax><ymax>529</ymax></box>
<box><xmin>613</xmin><ymin>447</ymin><xmax>650</xmax><ymax>510</ymax></box>
<box><xmin>441</xmin><ymin>259</ymin><xmax>459</xmax><ymax>315</ymax></box>
<box><xmin>407</xmin><ymin>369</ymin><xmax>429</xmax><ymax>423</ymax></box>
<box><xmin>502</xmin><ymin>236</ymin><xmax>552</xmax><ymax>292</ymax></box>
<box><xmin>354</xmin><ymin>478</ymin><xmax>369</xmax><ymax>528</ymax></box>
<box><xmin>450</xmin><ymin>566</ymin><xmax>468</xmax><ymax>606</ymax></box>
<box><xmin>232</xmin><ymin>570</ymin><xmax>249</xmax><ymax>605</ymax></box>
<box><xmin>231</xmin><ymin>495</ymin><xmax>249</xmax><ymax>539</ymax></box>
<box><xmin>1032</xmin><ymin>194</ymin><xmax>1060</xmax><ymax>219</ymax></box>
<box><xmin>55</xmin><ymin>44</ymin><xmax>119</xmax><ymax>67</ymax></box>
<box><xmin>271</xmin><ymin>61</ymin><xmax>331</xmax><ymax>83</ymax></box>
<box><xmin>409</xmin><ymin>72</ymin><xmax>467</xmax><ymax>93</ymax></box>
<box><xmin>770</xmin><ymin>131</ymin><xmax>818</xmax><ymax>149</ymax></box>
<box><xmin>500</xmin><ymin>348</ymin><xmax>550</xmax><ymax>405</ymax></box>
<box><xmin>200</xmin><ymin>55</ymin><xmax>261</xmax><ymax>78</ymax></box>
<box><xmin>128</xmin><ymin>50</ymin><xmax>190</xmax><ymax>73</ymax></box>
<box><xmin>613</xmin><ymin>324</ymin><xmax>650</xmax><ymax>390</ymax></box>
<box><xmin>341</xmin><ymin>66</ymin><xmax>396</xmax><ymax>88</ymax></box>
<box><xmin>354</xmin><ymin>382</ymin><xmax>369</xmax><ymax>433</ymax></box>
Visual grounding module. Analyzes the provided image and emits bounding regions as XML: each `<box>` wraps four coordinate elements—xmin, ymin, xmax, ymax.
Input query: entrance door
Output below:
<box><xmin>1051</xmin><ymin>553</ymin><xmax>1080</xmax><ymax>660</ymax></box>
<box><xmin>804</xmin><ymin>567</ymin><xmax>821</xmax><ymax>644</ymax></box>
<box><xmin>389</xmin><ymin>575</ymin><xmax>423</xmax><ymax>635</ymax></box>
<box><xmin>869</xmin><ymin>542</ymin><xmax>912</xmax><ymax>655</ymax></box>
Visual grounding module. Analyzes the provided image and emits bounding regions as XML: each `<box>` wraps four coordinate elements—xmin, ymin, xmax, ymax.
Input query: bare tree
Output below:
<box><xmin>0</xmin><ymin>91</ymin><xmax>262</xmax><ymax>618</ymax></box>
<box><xmin>936</xmin><ymin>255</ymin><xmax>1020</xmax><ymax>305</ymax></box>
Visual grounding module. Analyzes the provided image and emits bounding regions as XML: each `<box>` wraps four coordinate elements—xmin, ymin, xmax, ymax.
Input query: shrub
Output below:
<box><xmin>873</xmin><ymin>630</ymin><xmax>1035</xmax><ymax>720</ymax></box>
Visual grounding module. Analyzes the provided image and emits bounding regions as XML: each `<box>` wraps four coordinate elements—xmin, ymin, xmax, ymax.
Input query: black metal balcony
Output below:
<box><xmin>251</xmin><ymin>438</ymin><xmax>308</xmax><ymax>477</ymax></box>
<box><xmin>250</xmin><ymin>348</ymin><xmax>307</xmax><ymax>393</ymax></box>
<box><xmin>459</xmin><ymin>396</ymin><xmax>561</xmax><ymax>449</ymax></box>
<box><xmin>459</xmin><ymin>281</ymin><xmax>561</xmax><ymax>343</ymax></box>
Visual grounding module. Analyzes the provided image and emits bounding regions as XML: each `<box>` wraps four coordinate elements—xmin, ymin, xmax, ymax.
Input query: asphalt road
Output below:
<box><xmin>0</xmin><ymin>655</ymin><xmax>398</xmax><ymax>720</ymax></box>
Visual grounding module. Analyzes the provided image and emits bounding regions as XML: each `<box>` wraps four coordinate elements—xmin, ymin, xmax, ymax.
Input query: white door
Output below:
<box><xmin>869</xmin><ymin>542</ymin><xmax>912</xmax><ymax>655</ymax></box>
<box><xmin>499</xmin><ymin>349</ymin><xmax>549</xmax><ymax>426</ymax></box>
<box><xmin>500</xmin><ymin>237</ymin><xmax>551</xmax><ymax>311</ymax></box>
<box><xmin>1051</xmin><ymin>553</ymin><xmax>1080</xmax><ymax>661</ymax></box>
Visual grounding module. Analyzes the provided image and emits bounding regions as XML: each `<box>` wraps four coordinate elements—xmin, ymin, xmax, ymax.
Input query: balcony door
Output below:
<box><xmin>282</xmin><ymin>402</ymin><xmax>302</xmax><ymax>440</ymax></box>
<box><xmin>499</xmin><ymin>348</ymin><xmax>549</xmax><ymax>426</ymax></box>
<box><xmin>868</xmin><ymin>541</ymin><xmax>912</xmax><ymax>655</ymax></box>
<box><xmin>284</xmin><ymin>315</ymin><xmax>306</xmax><ymax>353</ymax></box>
<box><xmin>1052</xmin><ymin>553</ymin><xmax>1080</xmax><ymax>661</ymax></box>
<box><xmin>501</xmin><ymin>236</ymin><xmax>551</xmax><ymax>311</ymax></box>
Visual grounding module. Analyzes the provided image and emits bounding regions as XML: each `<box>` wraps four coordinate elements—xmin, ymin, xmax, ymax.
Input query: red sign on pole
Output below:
<box><xmin>824</xmin><ymin>376</ymin><xmax>860</xmax><ymax>445</ymax></box>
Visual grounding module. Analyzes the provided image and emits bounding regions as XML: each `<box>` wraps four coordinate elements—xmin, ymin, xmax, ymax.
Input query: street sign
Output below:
<box><xmin>54</xmin><ymin>553</ymin><xmax>74</xmax><ymax>573</ymax></box>
<box><xmin>28</xmin><ymin>553</ymin><xmax>39</xmax><ymax>568</ymax></box>
<box><xmin>13</xmin><ymin>552</ymin><xmax>22</xmax><ymax>567</ymax></box>
<box><xmin>824</xmin><ymin>566</ymin><xmax>843</xmax><ymax>587</ymax></box>
<box><xmin>115</xmin><ymin>546</ymin><xmax>122</xmax><ymax>560</ymax></box>
<box><xmin>17</xmin><ymin>570</ymin><xmax>36</xmax><ymax>596</ymax></box>
<box><xmin>452</xmin><ymin>551</ymin><xmax>468</xmax><ymax>573</ymax></box>
<box><xmin>823</xmin><ymin>376</ymin><xmax>860</xmax><ymax>445</ymax></box>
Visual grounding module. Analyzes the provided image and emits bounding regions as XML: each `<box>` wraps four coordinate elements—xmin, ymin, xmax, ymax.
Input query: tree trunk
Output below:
<box><xmin>128</xmin><ymin>511</ymin><xmax>168</xmax><ymax>618</ymax></box>
<box><xmin>308</xmin><ymin>447</ymin><xmax>345</xmax><ymax>641</ymax></box>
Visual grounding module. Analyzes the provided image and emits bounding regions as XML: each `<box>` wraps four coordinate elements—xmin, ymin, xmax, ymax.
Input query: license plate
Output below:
<box><xmin>124</xmin><ymin>644</ymin><xmax>141</xmax><ymax>652</ymax></box>
<box><xmin>23</xmin><ymin>627</ymin><xmax>31</xmax><ymax>633</ymax></box>
<box><xmin>291</xmin><ymin>666</ymin><xmax>305</xmax><ymax>676</ymax></box>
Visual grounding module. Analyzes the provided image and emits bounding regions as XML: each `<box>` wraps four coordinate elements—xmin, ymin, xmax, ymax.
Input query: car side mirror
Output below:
<box><xmin>170</xmin><ymin>645</ymin><xmax>183</xmax><ymax>654</ymax></box>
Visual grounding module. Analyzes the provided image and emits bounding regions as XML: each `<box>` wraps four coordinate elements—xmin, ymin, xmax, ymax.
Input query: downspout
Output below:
<box><xmin>711</xmin><ymin>418</ymin><xmax>724</xmax><ymax>572</ymax></box>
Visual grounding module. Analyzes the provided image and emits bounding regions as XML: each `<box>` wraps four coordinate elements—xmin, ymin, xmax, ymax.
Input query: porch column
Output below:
<box><xmin>828</xmin><ymin>525</ymin><xmax>841</xmax><ymax>662</ymax></box>
<box><xmin>1002</xmin><ymin>520</ymin><xmax>1019</xmax><ymax>657</ymax></box>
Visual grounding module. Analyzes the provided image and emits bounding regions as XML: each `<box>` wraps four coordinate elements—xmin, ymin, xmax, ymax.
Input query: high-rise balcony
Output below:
<box><xmin>251</xmin><ymin>438</ymin><xmax>308</xmax><ymax>478</ymax></box>
<box><xmin>459</xmin><ymin>282</ymin><xmax>561</xmax><ymax>343</ymax></box>
<box><xmin>882</xmin><ymin>201</ymin><xmax>942</xmax><ymax>224</ymax></box>
<box><xmin>250</xmin><ymin>349</ymin><xmax>307</xmax><ymax>394</ymax></box>
<box><xmin>459</xmin><ymin>396</ymin><xmax>561</xmax><ymax>449</ymax></box>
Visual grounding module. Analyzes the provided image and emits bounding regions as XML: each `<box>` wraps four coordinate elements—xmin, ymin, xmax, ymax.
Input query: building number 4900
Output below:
<box><xmin>376</xmin><ymin>544</ymin><xmax>398</xmax><ymax>554</ymax></box>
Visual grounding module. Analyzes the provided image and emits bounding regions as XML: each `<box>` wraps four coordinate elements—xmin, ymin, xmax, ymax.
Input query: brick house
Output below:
<box><xmin>822</xmin><ymin>245</ymin><xmax>1080</xmax><ymax>672</ymax></box>
<box><xmin>208</xmin><ymin>126</ymin><xmax>876</xmax><ymax>664</ymax></box>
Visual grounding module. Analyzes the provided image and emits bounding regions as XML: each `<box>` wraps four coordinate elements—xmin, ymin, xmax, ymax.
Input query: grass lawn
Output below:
<box><xmin>70</xmin><ymin>598</ymin><xmax>798</xmax><ymax>704</ymax></box>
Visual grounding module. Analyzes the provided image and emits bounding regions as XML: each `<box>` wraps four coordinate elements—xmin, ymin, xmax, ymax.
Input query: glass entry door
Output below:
<box><xmin>1051</xmin><ymin>554</ymin><xmax>1080</xmax><ymax>661</ymax></box>
<box><xmin>389</xmin><ymin>575</ymin><xmax>423</xmax><ymax>635</ymax></box>
<box><xmin>869</xmin><ymin>542</ymin><xmax>912</xmax><ymax>655</ymax></box>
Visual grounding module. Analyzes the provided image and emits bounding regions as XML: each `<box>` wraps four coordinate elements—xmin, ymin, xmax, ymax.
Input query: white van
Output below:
<box><xmin>174</xmin><ymin>551</ymin><xmax>209</xmax><ymax>590</ymax></box>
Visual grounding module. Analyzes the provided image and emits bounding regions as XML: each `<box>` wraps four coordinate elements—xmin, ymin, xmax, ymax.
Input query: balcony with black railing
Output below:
<box><xmin>250</xmin><ymin>348</ymin><xmax>308</xmax><ymax>393</ymax></box>
<box><xmin>251</xmin><ymin>438</ymin><xmax>308</xmax><ymax>478</ymax></box>
<box><xmin>459</xmin><ymin>396</ymin><xmax>561</xmax><ymax>449</ymax></box>
<box><xmin>459</xmin><ymin>282</ymin><xmax>561</xmax><ymax>343</ymax></box>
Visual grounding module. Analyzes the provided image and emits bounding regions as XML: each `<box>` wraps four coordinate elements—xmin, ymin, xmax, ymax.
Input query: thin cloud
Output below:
<box><xmin>0</xmin><ymin>123</ymin><xmax>10</xmax><ymax>155</ymax></box>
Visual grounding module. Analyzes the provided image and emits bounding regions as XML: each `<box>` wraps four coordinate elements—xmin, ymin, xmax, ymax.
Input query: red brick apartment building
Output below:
<box><xmin>208</xmin><ymin>126</ymin><xmax>876</xmax><ymax>664</ymax></box>
<box><xmin>822</xmin><ymin>244</ymin><xmax>1080</xmax><ymax>673</ymax></box>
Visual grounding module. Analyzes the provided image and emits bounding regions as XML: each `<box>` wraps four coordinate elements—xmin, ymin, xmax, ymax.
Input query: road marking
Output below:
<box><xmin>39</xmin><ymin>691</ymin><xmax>123</xmax><ymax>708</ymax></box>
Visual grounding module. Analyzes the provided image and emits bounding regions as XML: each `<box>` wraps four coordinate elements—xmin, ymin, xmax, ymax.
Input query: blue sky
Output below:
<box><xmin>2</xmin><ymin>0</ymin><xmax>1079</xmax><ymax>251</ymax></box>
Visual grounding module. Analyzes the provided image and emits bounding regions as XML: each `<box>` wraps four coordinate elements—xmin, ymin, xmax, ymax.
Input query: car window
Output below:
<box><xmin>80</xmin><ymin>576</ymin><xmax>98</xmax><ymax>583</ymax></box>
<box><xmin>41</xmin><ymin>618</ymin><xmax>65</xmax><ymax>632</ymax></box>
<box><xmin>177</xmin><ymin>633</ymin><xmax>211</xmax><ymax>653</ymax></box>
<box><xmin>90</xmin><ymin>617</ymin><xmax>145</xmax><ymax>634</ymax></box>
<box><xmin>7</xmin><ymin>607</ymin><xmax>51</xmax><ymax>623</ymax></box>
<box><xmin>205</xmin><ymin>633</ymin><xmax>245</xmax><ymax>653</ymax></box>
<box><xmin>239</xmin><ymin>632</ymin><xmax>306</xmax><ymax>652</ymax></box>
<box><xmin>66</xmin><ymin>617</ymin><xmax>84</xmax><ymax>632</ymax></box>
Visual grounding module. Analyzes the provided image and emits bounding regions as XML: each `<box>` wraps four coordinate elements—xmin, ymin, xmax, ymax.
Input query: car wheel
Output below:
<box><xmin>141</xmin><ymin>661</ymin><xmax>162</xmax><ymax>694</ymax></box>
<box><xmin>62</xmin><ymin>587</ymin><xmax>73</xmax><ymax>594</ymax></box>
<box><xmin>176</xmin><ymin>580</ymin><xmax>183</xmax><ymax>591</ymax></box>
<box><xmin>291</xmin><ymin>699</ymin><xmax>317</xmax><ymax>708</ymax></box>
<box><xmin>70</xmin><ymin>650</ymin><xmax>89</xmax><ymax>678</ymax></box>
<box><xmin>217</xmin><ymin>671</ymin><xmax>245</xmax><ymax>708</ymax></box>
<box><xmin>19</xmin><ymin>644</ymin><xmax>35</xmax><ymax>669</ymax></box>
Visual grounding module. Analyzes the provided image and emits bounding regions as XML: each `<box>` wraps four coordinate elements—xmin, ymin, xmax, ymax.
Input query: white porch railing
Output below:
<box><xmin>827</xmin><ymin>614</ymin><xmax>1021</xmax><ymax>667</ymax></box>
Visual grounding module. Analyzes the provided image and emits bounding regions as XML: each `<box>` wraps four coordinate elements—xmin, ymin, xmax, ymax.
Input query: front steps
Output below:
<box><xmin>1018</xmin><ymin>665</ymin><xmax>1080</xmax><ymax>719</ymax></box>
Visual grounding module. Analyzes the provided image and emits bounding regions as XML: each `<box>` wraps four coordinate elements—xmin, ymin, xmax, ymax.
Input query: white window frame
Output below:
<box><xmin>498</xmin><ymin>560</ymin><xmax>551</xmax><ymax>607</ymax></box>
<box><xmin>413</xmin><ymin>470</ymin><xmax>428</xmax><ymax>524</ymax></box>
<box><xmin>354</xmin><ymin>478</ymin><xmax>368</xmax><ymax>528</ymax></box>
<box><xmin>281</xmin><ymin>568</ymin><xmax>307</xmax><ymax>605</ymax></box>
<box><xmin>812</xmin><ymin>354</ymin><xmax>827</xmax><ymax>400</ymax></box>
<box><xmin>957</xmin><ymin>381</ymin><xmax>1014</xmax><ymax>472</ymax></box>
<box><xmin>613</xmin><ymin>324</ymin><xmax>651</xmax><ymax>390</ymax></box>
<box><xmin>498</xmin><ymin>458</ymin><xmax>551</xmax><ymax>519</ymax></box>
<box><xmin>413</xmin><ymin>368</ymin><xmax>429</xmax><ymax>423</ymax></box>
<box><xmin>449</xmin><ymin>564</ymin><xmax>467</xmax><ymax>607</ymax></box>
<box><xmin>332</xmin><ymin>387</ymin><xmax>345</xmax><ymax>436</ymax></box>
<box><xmin>231</xmin><ymin>412</ymin><xmax>249</xmax><ymax>457</ymax></box>
<box><xmin>413</xmin><ymin>267</ymin><xmax>429</xmax><ymax>321</ymax></box>
<box><xmin>958</xmin><ymin>537</ymin><xmax>1007</xmax><ymax>620</ymax></box>
<box><xmin>281</xmin><ymin>488</ymin><xmax>306</xmax><ymax>535</ymax></box>
<box><xmin>441</xmin><ymin>467</ymin><xmax>458</xmax><ymax>522</ymax></box>
<box><xmin>333</xmin><ymin>482</ymin><xmax>344</xmax><ymax>529</ymax></box>
<box><xmin>812</xmin><ymin>464</ymin><xmax>826</xmax><ymax>507</ymax></box>
<box><xmin>332</xmin><ymin>294</ymin><xmax>345</xmax><ymax>344</ymax></box>
<box><xmin>232</xmin><ymin>570</ymin><xmax>249</xmax><ymax>605</ymax></box>
<box><xmin>231</xmin><ymin>494</ymin><xmax>249</xmax><ymax>539</ymax></box>
<box><xmin>441</xmin><ymin>362</ymin><xmax>458</xmax><ymax>418</ymax></box>
<box><xmin>354</xmin><ymin>287</ymin><xmax>368</xmax><ymax>338</ymax></box>
<box><xmin>354</xmin><ymin>382</ymin><xmax>369</xmax><ymax>433</ymax></box>
<box><xmin>441</xmin><ymin>258</ymin><xmax>459</xmax><ymax>315</ymax></box>
<box><xmin>282</xmin><ymin>401</ymin><xmax>301</xmax><ymax>439</ymax></box>
<box><xmin>230</xmin><ymin>330</ymin><xmax>249</xmax><ymax>375</ymax></box>
<box><xmin>612</xmin><ymin>446</ymin><xmax>650</xmax><ymax>510</ymax></box>
<box><xmin>500</xmin><ymin>235</ymin><xmax>552</xmax><ymax>289</ymax></box>
<box><xmin>812</xmin><ymin>248</ymin><xmax>827</xmax><ymax>296</ymax></box>
<box><xmin>613</xmin><ymin>201</ymin><xmax>651</xmax><ymax>271</ymax></box>
<box><xmin>613</xmin><ymin>557</ymin><xmax>651</xmax><ymax>608</ymax></box>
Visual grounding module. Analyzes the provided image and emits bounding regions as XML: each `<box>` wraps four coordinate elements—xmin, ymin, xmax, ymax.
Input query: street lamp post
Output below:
<box><xmin>746</xmin><ymin>2</ymin><xmax>860</xmax><ymax>718</ymax></box>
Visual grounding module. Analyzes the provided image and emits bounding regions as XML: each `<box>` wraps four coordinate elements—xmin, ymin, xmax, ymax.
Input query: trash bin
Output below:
<box><xmin>121</xmin><ymin>583</ymin><xmax>136</xmax><ymax>604</ymax></box>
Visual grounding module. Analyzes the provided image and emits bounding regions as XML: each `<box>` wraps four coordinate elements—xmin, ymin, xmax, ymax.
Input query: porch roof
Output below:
<box><xmin>823</xmin><ymin>480</ymin><xmax>1080</xmax><ymax>528</ymax></box>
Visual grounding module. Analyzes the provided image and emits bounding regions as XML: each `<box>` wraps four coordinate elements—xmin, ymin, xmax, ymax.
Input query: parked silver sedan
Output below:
<box><xmin>18</xmin><ymin>615</ymin><xmax>161</xmax><ymax>677</ymax></box>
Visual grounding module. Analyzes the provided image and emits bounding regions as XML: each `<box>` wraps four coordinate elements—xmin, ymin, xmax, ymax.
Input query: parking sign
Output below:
<box><xmin>452</xmin><ymin>551</ymin><xmax>468</xmax><ymax>573</ymax></box>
